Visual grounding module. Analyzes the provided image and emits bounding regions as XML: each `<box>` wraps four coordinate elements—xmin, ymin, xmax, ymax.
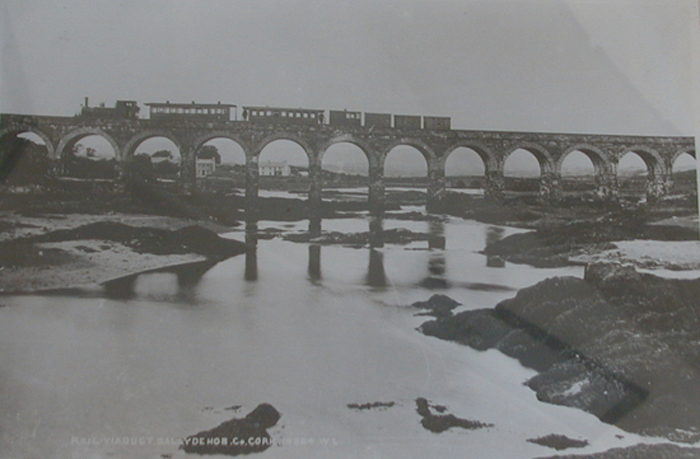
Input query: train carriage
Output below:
<box><xmin>329</xmin><ymin>110</ymin><xmax>362</xmax><ymax>127</ymax></box>
<box><xmin>394</xmin><ymin>115</ymin><xmax>422</xmax><ymax>130</ymax></box>
<box><xmin>423</xmin><ymin>116</ymin><xmax>451</xmax><ymax>130</ymax></box>
<box><xmin>146</xmin><ymin>101</ymin><xmax>235</xmax><ymax>122</ymax></box>
<box><xmin>243</xmin><ymin>106</ymin><xmax>324</xmax><ymax>125</ymax></box>
<box><xmin>364</xmin><ymin>113</ymin><xmax>392</xmax><ymax>129</ymax></box>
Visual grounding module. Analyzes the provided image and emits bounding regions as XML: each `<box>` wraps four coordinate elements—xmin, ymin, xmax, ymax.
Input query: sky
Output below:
<box><xmin>1</xmin><ymin>0</ymin><xmax>699</xmax><ymax>176</ymax></box>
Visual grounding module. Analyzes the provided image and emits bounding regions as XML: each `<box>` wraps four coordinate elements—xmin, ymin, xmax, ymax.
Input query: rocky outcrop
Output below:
<box><xmin>17</xmin><ymin>222</ymin><xmax>247</xmax><ymax>259</ymax></box>
<box><xmin>411</xmin><ymin>294</ymin><xmax>461</xmax><ymax>317</ymax></box>
<box><xmin>536</xmin><ymin>443</ymin><xmax>700</xmax><ymax>459</ymax></box>
<box><xmin>284</xmin><ymin>227</ymin><xmax>429</xmax><ymax>246</ymax></box>
<box><xmin>415</xmin><ymin>398</ymin><xmax>493</xmax><ymax>433</ymax></box>
<box><xmin>527</xmin><ymin>434</ymin><xmax>588</xmax><ymax>451</ymax></box>
<box><xmin>419</xmin><ymin>262</ymin><xmax>700</xmax><ymax>441</ymax></box>
<box><xmin>181</xmin><ymin>403</ymin><xmax>280</xmax><ymax>456</ymax></box>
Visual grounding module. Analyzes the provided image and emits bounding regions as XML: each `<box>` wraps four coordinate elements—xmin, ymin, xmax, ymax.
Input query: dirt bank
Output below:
<box><xmin>482</xmin><ymin>206</ymin><xmax>699</xmax><ymax>268</ymax></box>
<box><xmin>0</xmin><ymin>215</ymin><xmax>246</xmax><ymax>294</ymax></box>
<box><xmin>419</xmin><ymin>262</ymin><xmax>700</xmax><ymax>442</ymax></box>
<box><xmin>535</xmin><ymin>443</ymin><xmax>700</xmax><ymax>459</ymax></box>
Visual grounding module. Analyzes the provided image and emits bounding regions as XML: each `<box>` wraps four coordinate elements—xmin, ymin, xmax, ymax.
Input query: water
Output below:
<box><xmin>0</xmin><ymin>216</ymin><xmax>669</xmax><ymax>458</ymax></box>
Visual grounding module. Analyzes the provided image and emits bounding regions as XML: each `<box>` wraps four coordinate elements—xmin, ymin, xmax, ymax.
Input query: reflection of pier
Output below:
<box><xmin>308</xmin><ymin>244</ymin><xmax>321</xmax><ymax>282</ymax></box>
<box><xmin>101</xmin><ymin>259</ymin><xmax>220</xmax><ymax>300</ymax></box>
<box><xmin>244</xmin><ymin>222</ymin><xmax>258</xmax><ymax>281</ymax></box>
<box><xmin>421</xmin><ymin>221</ymin><xmax>449</xmax><ymax>289</ymax></box>
<box><xmin>2</xmin><ymin>113</ymin><xmax>695</xmax><ymax>217</ymax></box>
<box><xmin>102</xmin><ymin>217</ymin><xmax>516</xmax><ymax>295</ymax></box>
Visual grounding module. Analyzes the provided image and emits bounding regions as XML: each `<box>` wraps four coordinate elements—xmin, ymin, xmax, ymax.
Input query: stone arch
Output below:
<box><xmin>254</xmin><ymin>132</ymin><xmax>314</xmax><ymax>163</ymax></box>
<box><xmin>56</xmin><ymin>128</ymin><xmax>121</xmax><ymax>162</ymax></box>
<box><xmin>671</xmin><ymin>147</ymin><xmax>696</xmax><ymax>165</ymax></box>
<box><xmin>192</xmin><ymin>132</ymin><xmax>251</xmax><ymax>158</ymax></box>
<box><xmin>377</xmin><ymin>138</ymin><xmax>440</xmax><ymax>182</ymax></box>
<box><xmin>379</xmin><ymin>138</ymin><xmax>437</xmax><ymax>167</ymax></box>
<box><xmin>443</xmin><ymin>141</ymin><xmax>495</xmax><ymax>171</ymax></box>
<box><xmin>502</xmin><ymin>142</ymin><xmax>554</xmax><ymax>174</ymax></box>
<box><xmin>0</xmin><ymin>126</ymin><xmax>55</xmax><ymax>158</ymax></box>
<box><xmin>123</xmin><ymin>130</ymin><xmax>183</xmax><ymax>162</ymax></box>
<box><xmin>555</xmin><ymin>144</ymin><xmax>610</xmax><ymax>176</ymax></box>
<box><xmin>616</xmin><ymin>146</ymin><xmax>666</xmax><ymax>176</ymax></box>
<box><xmin>319</xmin><ymin>139</ymin><xmax>372</xmax><ymax>201</ymax></box>
<box><xmin>318</xmin><ymin>134</ymin><xmax>373</xmax><ymax>165</ymax></box>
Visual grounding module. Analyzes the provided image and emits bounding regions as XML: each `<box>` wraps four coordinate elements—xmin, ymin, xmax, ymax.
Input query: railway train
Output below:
<box><xmin>77</xmin><ymin>99</ymin><xmax>451</xmax><ymax>130</ymax></box>
<box><xmin>79</xmin><ymin>97</ymin><xmax>140</xmax><ymax>120</ymax></box>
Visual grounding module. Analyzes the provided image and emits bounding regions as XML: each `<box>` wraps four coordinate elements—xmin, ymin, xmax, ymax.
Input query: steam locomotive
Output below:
<box><xmin>78</xmin><ymin>99</ymin><xmax>451</xmax><ymax>130</ymax></box>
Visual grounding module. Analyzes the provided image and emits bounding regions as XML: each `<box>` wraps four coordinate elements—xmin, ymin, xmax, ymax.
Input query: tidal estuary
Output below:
<box><xmin>0</xmin><ymin>216</ymin><xmax>676</xmax><ymax>458</ymax></box>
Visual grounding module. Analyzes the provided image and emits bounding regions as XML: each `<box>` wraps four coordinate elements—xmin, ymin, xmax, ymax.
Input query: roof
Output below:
<box><xmin>146</xmin><ymin>101</ymin><xmax>236</xmax><ymax>108</ymax></box>
<box><xmin>242</xmin><ymin>106</ymin><xmax>324</xmax><ymax>113</ymax></box>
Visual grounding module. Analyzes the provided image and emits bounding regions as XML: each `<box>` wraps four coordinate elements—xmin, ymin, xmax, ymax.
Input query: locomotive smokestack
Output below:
<box><xmin>84</xmin><ymin>96</ymin><xmax>89</xmax><ymax>108</ymax></box>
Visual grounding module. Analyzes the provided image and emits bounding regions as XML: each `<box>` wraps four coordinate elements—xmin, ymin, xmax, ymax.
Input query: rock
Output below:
<box><xmin>419</xmin><ymin>308</ymin><xmax>512</xmax><ymax>350</ymax></box>
<box><xmin>180</xmin><ymin>403</ymin><xmax>280</xmax><ymax>456</ymax></box>
<box><xmin>418</xmin><ymin>265</ymin><xmax>700</xmax><ymax>441</ymax></box>
<box><xmin>347</xmin><ymin>401</ymin><xmax>395</xmax><ymax>411</ymax></box>
<box><xmin>535</xmin><ymin>443</ymin><xmax>700</xmax><ymax>459</ymax></box>
<box><xmin>414</xmin><ymin>398</ymin><xmax>493</xmax><ymax>433</ymax></box>
<box><xmin>583</xmin><ymin>261</ymin><xmax>638</xmax><ymax>285</ymax></box>
<box><xmin>411</xmin><ymin>294</ymin><xmax>461</xmax><ymax>317</ymax></box>
<box><xmin>486</xmin><ymin>255</ymin><xmax>505</xmax><ymax>267</ymax></box>
<box><xmin>19</xmin><ymin>222</ymin><xmax>247</xmax><ymax>259</ymax></box>
<box><xmin>527</xmin><ymin>434</ymin><xmax>588</xmax><ymax>451</ymax></box>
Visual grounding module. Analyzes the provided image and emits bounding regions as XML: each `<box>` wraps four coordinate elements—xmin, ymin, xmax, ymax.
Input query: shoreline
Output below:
<box><xmin>0</xmin><ymin>211</ymin><xmax>245</xmax><ymax>295</ymax></box>
<box><xmin>2</xmin><ymin>208</ymin><xmax>700</xmax><ymax>296</ymax></box>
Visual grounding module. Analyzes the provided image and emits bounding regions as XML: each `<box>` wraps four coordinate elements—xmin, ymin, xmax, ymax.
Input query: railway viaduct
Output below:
<box><xmin>1</xmin><ymin>113</ymin><xmax>695</xmax><ymax>217</ymax></box>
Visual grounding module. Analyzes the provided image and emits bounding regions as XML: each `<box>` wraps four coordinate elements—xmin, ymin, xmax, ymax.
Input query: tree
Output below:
<box><xmin>152</xmin><ymin>150</ymin><xmax>174</xmax><ymax>161</ymax></box>
<box><xmin>198</xmin><ymin>145</ymin><xmax>221</xmax><ymax>165</ymax></box>
<box><xmin>0</xmin><ymin>137</ymin><xmax>50</xmax><ymax>184</ymax></box>
<box><xmin>128</xmin><ymin>153</ymin><xmax>156</xmax><ymax>182</ymax></box>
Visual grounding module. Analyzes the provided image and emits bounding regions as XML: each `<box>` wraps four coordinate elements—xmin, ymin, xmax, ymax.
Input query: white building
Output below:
<box><xmin>196</xmin><ymin>158</ymin><xmax>217</xmax><ymax>178</ymax></box>
<box><xmin>259</xmin><ymin>161</ymin><xmax>291</xmax><ymax>177</ymax></box>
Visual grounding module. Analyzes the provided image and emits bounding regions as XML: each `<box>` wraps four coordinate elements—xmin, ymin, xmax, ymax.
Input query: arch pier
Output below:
<box><xmin>1</xmin><ymin>113</ymin><xmax>694</xmax><ymax>216</ymax></box>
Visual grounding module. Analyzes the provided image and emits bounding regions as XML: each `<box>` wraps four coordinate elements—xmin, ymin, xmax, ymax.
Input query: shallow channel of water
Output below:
<box><xmin>0</xmin><ymin>216</ymin><xmax>672</xmax><ymax>458</ymax></box>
